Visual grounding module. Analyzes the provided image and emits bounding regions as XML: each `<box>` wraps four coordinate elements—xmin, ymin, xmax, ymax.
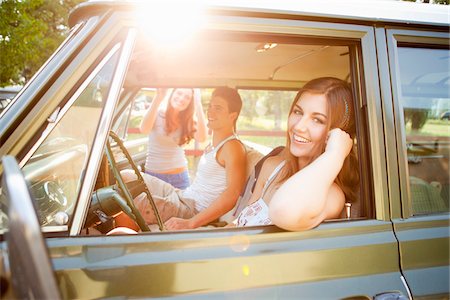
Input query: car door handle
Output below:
<box><xmin>373</xmin><ymin>291</ymin><xmax>409</xmax><ymax>300</ymax></box>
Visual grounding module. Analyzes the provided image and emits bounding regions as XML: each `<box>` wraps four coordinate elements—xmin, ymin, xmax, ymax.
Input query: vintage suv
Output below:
<box><xmin>0</xmin><ymin>0</ymin><xmax>448</xmax><ymax>299</ymax></box>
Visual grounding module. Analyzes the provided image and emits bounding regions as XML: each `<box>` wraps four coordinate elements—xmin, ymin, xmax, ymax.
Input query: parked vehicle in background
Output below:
<box><xmin>441</xmin><ymin>111</ymin><xmax>450</xmax><ymax>120</ymax></box>
<box><xmin>0</xmin><ymin>85</ymin><xmax>21</xmax><ymax>115</ymax></box>
<box><xmin>0</xmin><ymin>0</ymin><xmax>448</xmax><ymax>299</ymax></box>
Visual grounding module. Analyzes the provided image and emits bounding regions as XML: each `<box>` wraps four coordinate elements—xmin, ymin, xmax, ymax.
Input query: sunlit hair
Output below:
<box><xmin>278</xmin><ymin>77</ymin><xmax>359</xmax><ymax>204</ymax></box>
<box><xmin>165</xmin><ymin>88</ymin><xmax>196</xmax><ymax>145</ymax></box>
<box><xmin>211</xmin><ymin>87</ymin><xmax>242</xmax><ymax>131</ymax></box>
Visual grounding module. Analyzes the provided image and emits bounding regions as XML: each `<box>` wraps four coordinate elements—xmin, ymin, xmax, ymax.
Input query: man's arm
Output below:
<box><xmin>165</xmin><ymin>140</ymin><xmax>247</xmax><ymax>230</ymax></box>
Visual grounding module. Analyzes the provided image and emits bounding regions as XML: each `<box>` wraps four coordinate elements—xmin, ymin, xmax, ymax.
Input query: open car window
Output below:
<box><xmin>18</xmin><ymin>45</ymin><xmax>121</xmax><ymax>229</ymax></box>
<box><xmin>95</xmin><ymin>27</ymin><xmax>368</xmax><ymax>235</ymax></box>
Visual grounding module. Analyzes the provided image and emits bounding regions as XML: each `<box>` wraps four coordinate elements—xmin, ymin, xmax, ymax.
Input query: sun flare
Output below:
<box><xmin>135</xmin><ymin>1</ymin><xmax>206</xmax><ymax>48</ymax></box>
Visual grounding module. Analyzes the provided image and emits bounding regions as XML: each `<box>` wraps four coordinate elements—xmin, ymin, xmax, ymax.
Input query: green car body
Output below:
<box><xmin>0</xmin><ymin>1</ymin><xmax>448</xmax><ymax>299</ymax></box>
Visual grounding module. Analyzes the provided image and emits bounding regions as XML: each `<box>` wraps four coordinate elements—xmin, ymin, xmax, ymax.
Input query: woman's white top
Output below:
<box><xmin>144</xmin><ymin>110</ymin><xmax>187</xmax><ymax>172</ymax></box>
<box><xmin>235</xmin><ymin>160</ymin><xmax>286</xmax><ymax>227</ymax></box>
<box><xmin>182</xmin><ymin>135</ymin><xmax>238</xmax><ymax>212</ymax></box>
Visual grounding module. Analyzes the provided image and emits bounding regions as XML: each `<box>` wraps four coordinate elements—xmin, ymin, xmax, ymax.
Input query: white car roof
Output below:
<box><xmin>71</xmin><ymin>0</ymin><xmax>450</xmax><ymax>28</ymax></box>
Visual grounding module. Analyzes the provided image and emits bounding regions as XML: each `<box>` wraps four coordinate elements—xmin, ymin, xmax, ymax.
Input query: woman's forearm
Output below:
<box><xmin>194</xmin><ymin>91</ymin><xmax>208</xmax><ymax>142</ymax></box>
<box><xmin>139</xmin><ymin>91</ymin><xmax>165</xmax><ymax>134</ymax></box>
<box><xmin>269</xmin><ymin>150</ymin><xmax>345</xmax><ymax>230</ymax></box>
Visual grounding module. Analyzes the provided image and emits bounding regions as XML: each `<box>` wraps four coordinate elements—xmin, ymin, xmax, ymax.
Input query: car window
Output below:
<box><xmin>237</xmin><ymin>89</ymin><xmax>296</xmax><ymax>150</ymax></box>
<box><xmin>103</xmin><ymin>33</ymin><xmax>368</xmax><ymax>233</ymax></box>
<box><xmin>397</xmin><ymin>46</ymin><xmax>450</xmax><ymax>215</ymax></box>
<box><xmin>19</xmin><ymin>46</ymin><xmax>121</xmax><ymax>228</ymax></box>
<box><xmin>118</xmin><ymin>88</ymin><xmax>306</xmax><ymax>181</ymax></box>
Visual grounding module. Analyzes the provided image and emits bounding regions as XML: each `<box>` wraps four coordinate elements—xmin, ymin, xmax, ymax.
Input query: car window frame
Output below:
<box><xmin>0</xmin><ymin>16</ymin><xmax>138</xmax><ymax>236</ymax></box>
<box><xmin>111</xmin><ymin>10</ymin><xmax>389</xmax><ymax>231</ymax></box>
<box><xmin>0</xmin><ymin>18</ymin><xmax>99</xmax><ymax>153</ymax></box>
<box><xmin>385</xmin><ymin>29</ymin><xmax>449</xmax><ymax>219</ymax></box>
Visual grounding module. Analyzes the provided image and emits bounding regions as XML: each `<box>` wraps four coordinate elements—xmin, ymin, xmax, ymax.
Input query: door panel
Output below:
<box><xmin>393</xmin><ymin>217</ymin><xmax>449</xmax><ymax>297</ymax></box>
<box><xmin>385</xmin><ymin>28</ymin><xmax>450</xmax><ymax>298</ymax></box>
<box><xmin>48</xmin><ymin>221</ymin><xmax>407</xmax><ymax>298</ymax></box>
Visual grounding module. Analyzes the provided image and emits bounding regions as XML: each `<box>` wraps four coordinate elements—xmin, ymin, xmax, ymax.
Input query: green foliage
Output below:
<box><xmin>0</xmin><ymin>0</ymin><xmax>85</xmax><ymax>87</ymax></box>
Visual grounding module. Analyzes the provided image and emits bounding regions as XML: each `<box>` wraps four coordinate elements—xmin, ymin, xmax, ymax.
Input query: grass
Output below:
<box><xmin>405</xmin><ymin>120</ymin><xmax>450</xmax><ymax>137</ymax></box>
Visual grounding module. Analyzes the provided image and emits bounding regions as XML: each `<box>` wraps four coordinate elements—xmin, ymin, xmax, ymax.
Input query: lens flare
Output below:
<box><xmin>135</xmin><ymin>1</ymin><xmax>206</xmax><ymax>48</ymax></box>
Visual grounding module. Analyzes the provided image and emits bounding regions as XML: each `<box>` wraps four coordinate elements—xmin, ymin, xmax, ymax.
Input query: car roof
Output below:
<box><xmin>67</xmin><ymin>0</ymin><xmax>449</xmax><ymax>89</ymax></box>
<box><xmin>69</xmin><ymin>0</ymin><xmax>450</xmax><ymax>28</ymax></box>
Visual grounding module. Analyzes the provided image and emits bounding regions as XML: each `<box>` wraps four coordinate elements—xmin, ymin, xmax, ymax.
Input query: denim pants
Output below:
<box><xmin>145</xmin><ymin>170</ymin><xmax>190</xmax><ymax>190</ymax></box>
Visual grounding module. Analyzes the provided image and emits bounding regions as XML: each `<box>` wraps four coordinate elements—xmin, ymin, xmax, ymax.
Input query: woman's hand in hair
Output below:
<box><xmin>325</xmin><ymin>128</ymin><xmax>353</xmax><ymax>161</ymax></box>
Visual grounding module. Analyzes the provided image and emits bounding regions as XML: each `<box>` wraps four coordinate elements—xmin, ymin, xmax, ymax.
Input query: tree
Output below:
<box><xmin>0</xmin><ymin>0</ymin><xmax>84</xmax><ymax>87</ymax></box>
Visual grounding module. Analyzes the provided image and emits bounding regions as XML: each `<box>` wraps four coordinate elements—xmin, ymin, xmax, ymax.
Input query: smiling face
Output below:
<box><xmin>288</xmin><ymin>92</ymin><xmax>329</xmax><ymax>166</ymax></box>
<box><xmin>169</xmin><ymin>88</ymin><xmax>193</xmax><ymax>111</ymax></box>
<box><xmin>206</xmin><ymin>96</ymin><xmax>235</xmax><ymax>131</ymax></box>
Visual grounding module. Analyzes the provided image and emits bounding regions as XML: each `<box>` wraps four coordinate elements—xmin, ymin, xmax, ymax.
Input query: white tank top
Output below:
<box><xmin>144</xmin><ymin>111</ymin><xmax>187</xmax><ymax>172</ymax></box>
<box><xmin>182</xmin><ymin>135</ymin><xmax>238</xmax><ymax>212</ymax></box>
<box><xmin>235</xmin><ymin>161</ymin><xmax>285</xmax><ymax>227</ymax></box>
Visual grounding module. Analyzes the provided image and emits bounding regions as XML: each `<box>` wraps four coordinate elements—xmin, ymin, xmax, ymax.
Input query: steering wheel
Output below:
<box><xmin>105</xmin><ymin>131</ymin><xmax>164</xmax><ymax>231</ymax></box>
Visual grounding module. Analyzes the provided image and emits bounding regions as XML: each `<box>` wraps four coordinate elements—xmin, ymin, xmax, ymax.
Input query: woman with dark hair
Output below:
<box><xmin>233</xmin><ymin>77</ymin><xmax>359</xmax><ymax>231</ymax></box>
<box><xmin>140</xmin><ymin>88</ymin><xmax>207</xmax><ymax>189</ymax></box>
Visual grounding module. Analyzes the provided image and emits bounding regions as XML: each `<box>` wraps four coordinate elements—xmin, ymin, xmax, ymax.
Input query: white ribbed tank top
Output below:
<box><xmin>182</xmin><ymin>135</ymin><xmax>238</xmax><ymax>212</ymax></box>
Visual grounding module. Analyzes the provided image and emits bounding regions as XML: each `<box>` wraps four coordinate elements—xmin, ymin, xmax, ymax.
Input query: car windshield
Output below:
<box><xmin>15</xmin><ymin>47</ymin><xmax>120</xmax><ymax>228</ymax></box>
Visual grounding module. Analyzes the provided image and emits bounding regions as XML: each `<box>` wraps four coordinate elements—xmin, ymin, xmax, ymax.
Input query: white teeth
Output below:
<box><xmin>293</xmin><ymin>134</ymin><xmax>310</xmax><ymax>143</ymax></box>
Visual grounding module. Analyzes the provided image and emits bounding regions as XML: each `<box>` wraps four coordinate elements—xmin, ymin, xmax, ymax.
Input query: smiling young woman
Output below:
<box><xmin>232</xmin><ymin>77</ymin><xmax>359</xmax><ymax>231</ymax></box>
<box><xmin>139</xmin><ymin>88</ymin><xmax>207</xmax><ymax>189</ymax></box>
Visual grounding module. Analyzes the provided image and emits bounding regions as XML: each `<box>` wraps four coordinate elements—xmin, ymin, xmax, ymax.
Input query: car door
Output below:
<box><xmin>383</xmin><ymin>28</ymin><xmax>450</xmax><ymax>298</ymax></box>
<box><xmin>1</xmin><ymin>7</ymin><xmax>411</xmax><ymax>299</ymax></box>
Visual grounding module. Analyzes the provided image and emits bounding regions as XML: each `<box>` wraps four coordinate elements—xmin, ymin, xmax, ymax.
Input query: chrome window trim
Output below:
<box><xmin>0</xmin><ymin>17</ymin><xmax>99</xmax><ymax>153</ymax></box>
<box><xmin>374</xmin><ymin>28</ymin><xmax>402</xmax><ymax>220</ymax></box>
<box><xmin>357</xmin><ymin>28</ymin><xmax>391</xmax><ymax>221</ymax></box>
<box><xmin>20</xmin><ymin>44</ymin><xmax>121</xmax><ymax>167</ymax></box>
<box><xmin>70</xmin><ymin>28</ymin><xmax>137</xmax><ymax>235</ymax></box>
<box><xmin>0</xmin><ymin>16</ymin><xmax>125</xmax><ymax>172</ymax></box>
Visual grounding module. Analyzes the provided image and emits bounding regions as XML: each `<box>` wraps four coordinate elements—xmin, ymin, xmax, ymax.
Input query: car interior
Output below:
<box><xmin>75</xmin><ymin>30</ymin><xmax>369</xmax><ymax>234</ymax></box>
<box><xmin>2</xmin><ymin>29</ymin><xmax>379</xmax><ymax>235</ymax></box>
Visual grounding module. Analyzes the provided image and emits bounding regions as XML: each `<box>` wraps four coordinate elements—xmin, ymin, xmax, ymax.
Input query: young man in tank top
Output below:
<box><xmin>117</xmin><ymin>87</ymin><xmax>247</xmax><ymax>231</ymax></box>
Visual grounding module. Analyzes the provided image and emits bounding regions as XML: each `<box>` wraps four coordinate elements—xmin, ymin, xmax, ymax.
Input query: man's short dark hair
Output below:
<box><xmin>212</xmin><ymin>87</ymin><xmax>242</xmax><ymax>116</ymax></box>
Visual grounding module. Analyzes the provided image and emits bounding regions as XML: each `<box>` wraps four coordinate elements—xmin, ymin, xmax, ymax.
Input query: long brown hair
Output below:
<box><xmin>165</xmin><ymin>88</ymin><xmax>196</xmax><ymax>145</ymax></box>
<box><xmin>278</xmin><ymin>77</ymin><xmax>359</xmax><ymax>203</ymax></box>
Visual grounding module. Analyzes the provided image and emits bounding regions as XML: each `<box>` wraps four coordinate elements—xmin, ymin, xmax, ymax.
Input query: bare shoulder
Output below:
<box><xmin>222</xmin><ymin>139</ymin><xmax>246</xmax><ymax>157</ymax></box>
<box><xmin>217</xmin><ymin>139</ymin><xmax>246</xmax><ymax>165</ymax></box>
<box><xmin>257</xmin><ymin>155</ymin><xmax>285</xmax><ymax>181</ymax></box>
<box><xmin>264</xmin><ymin>155</ymin><xmax>284</xmax><ymax>169</ymax></box>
